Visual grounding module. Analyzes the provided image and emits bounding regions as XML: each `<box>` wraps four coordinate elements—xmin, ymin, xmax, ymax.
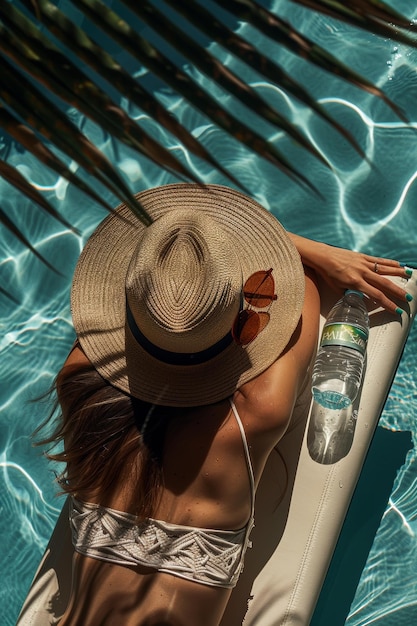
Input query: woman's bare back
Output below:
<box><xmin>58</xmin><ymin>400</ymin><xmax>255</xmax><ymax>626</ymax></box>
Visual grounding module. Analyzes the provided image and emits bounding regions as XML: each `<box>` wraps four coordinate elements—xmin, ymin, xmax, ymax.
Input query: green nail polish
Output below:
<box><xmin>396</xmin><ymin>307</ymin><xmax>404</xmax><ymax>316</ymax></box>
<box><xmin>406</xmin><ymin>293</ymin><xmax>413</xmax><ymax>302</ymax></box>
<box><xmin>405</xmin><ymin>268</ymin><xmax>413</xmax><ymax>277</ymax></box>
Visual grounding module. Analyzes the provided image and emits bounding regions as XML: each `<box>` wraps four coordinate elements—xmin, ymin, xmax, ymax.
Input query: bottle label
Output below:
<box><xmin>320</xmin><ymin>323</ymin><xmax>368</xmax><ymax>355</ymax></box>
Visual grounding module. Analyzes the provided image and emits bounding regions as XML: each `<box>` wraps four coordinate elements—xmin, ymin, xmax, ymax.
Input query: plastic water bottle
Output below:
<box><xmin>311</xmin><ymin>290</ymin><xmax>369</xmax><ymax>410</ymax></box>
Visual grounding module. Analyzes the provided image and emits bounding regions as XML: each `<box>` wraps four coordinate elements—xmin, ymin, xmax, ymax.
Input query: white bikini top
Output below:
<box><xmin>69</xmin><ymin>399</ymin><xmax>255</xmax><ymax>589</ymax></box>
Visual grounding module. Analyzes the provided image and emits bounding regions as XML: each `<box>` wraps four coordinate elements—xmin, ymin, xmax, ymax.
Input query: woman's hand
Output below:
<box><xmin>289</xmin><ymin>233</ymin><xmax>413</xmax><ymax>315</ymax></box>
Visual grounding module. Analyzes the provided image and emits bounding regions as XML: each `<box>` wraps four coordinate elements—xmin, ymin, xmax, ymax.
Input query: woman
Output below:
<box><xmin>40</xmin><ymin>184</ymin><xmax>410</xmax><ymax>626</ymax></box>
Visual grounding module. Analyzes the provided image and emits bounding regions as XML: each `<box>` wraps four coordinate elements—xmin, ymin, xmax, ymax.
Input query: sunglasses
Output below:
<box><xmin>232</xmin><ymin>268</ymin><xmax>277</xmax><ymax>346</ymax></box>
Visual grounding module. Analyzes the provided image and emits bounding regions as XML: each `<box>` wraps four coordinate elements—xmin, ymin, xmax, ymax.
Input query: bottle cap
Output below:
<box><xmin>345</xmin><ymin>289</ymin><xmax>364</xmax><ymax>297</ymax></box>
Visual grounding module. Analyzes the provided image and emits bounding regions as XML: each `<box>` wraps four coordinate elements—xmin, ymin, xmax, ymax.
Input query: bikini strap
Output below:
<box><xmin>228</xmin><ymin>398</ymin><xmax>256</xmax><ymax>519</ymax></box>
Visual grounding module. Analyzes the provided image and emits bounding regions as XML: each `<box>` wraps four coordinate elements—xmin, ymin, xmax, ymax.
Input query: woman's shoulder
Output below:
<box><xmin>236</xmin><ymin>269</ymin><xmax>320</xmax><ymax>439</ymax></box>
<box><xmin>57</xmin><ymin>342</ymin><xmax>91</xmax><ymax>380</ymax></box>
<box><xmin>56</xmin><ymin>343</ymin><xmax>95</xmax><ymax>404</ymax></box>
<box><xmin>63</xmin><ymin>341</ymin><xmax>91</xmax><ymax>368</ymax></box>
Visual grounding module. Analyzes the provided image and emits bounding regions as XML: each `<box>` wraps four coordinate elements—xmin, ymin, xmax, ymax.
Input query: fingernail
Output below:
<box><xmin>406</xmin><ymin>293</ymin><xmax>413</xmax><ymax>302</ymax></box>
<box><xmin>396</xmin><ymin>307</ymin><xmax>405</xmax><ymax>316</ymax></box>
<box><xmin>405</xmin><ymin>268</ymin><xmax>413</xmax><ymax>277</ymax></box>
<box><xmin>400</xmin><ymin>263</ymin><xmax>417</xmax><ymax>270</ymax></box>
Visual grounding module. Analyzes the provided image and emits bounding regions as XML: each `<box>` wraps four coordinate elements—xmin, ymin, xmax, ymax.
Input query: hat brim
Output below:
<box><xmin>71</xmin><ymin>184</ymin><xmax>305</xmax><ymax>406</ymax></box>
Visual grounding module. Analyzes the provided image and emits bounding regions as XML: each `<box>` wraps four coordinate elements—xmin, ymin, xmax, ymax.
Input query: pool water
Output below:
<box><xmin>2</xmin><ymin>2</ymin><xmax>417</xmax><ymax>624</ymax></box>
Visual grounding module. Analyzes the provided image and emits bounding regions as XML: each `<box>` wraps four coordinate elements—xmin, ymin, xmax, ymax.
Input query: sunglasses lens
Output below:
<box><xmin>257</xmin><ymin>311</ymin><xmax>270</xmax><ymax>333</ymax></box>
<box><xmin>233</xmin><ymin>269</ymin><xmax>275</xmax><ymax>346</ymax></box>
<box><xmin>232</xmin><ymin>310</ymin><xmax>270</xmax><ymax>346</ymax></box>
<box><xmin>232</xmin><ymin>310</ymin><xmax>260</xmax><ymax>346</ymax></box>
<box><xmin>243</xmin><ymin>269</ymin><xmax>276</xmax><ymax>308</ymax></box>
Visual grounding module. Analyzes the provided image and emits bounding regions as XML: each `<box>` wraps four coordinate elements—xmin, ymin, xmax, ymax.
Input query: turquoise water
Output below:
<box><xmin>2</xmin><ymin>2</ymin><xmax>417</xmax><ymax>624</ymax></box>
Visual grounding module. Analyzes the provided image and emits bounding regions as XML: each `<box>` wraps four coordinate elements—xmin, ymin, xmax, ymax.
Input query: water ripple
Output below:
<box><xmin>2</xmin><ymin>6</ymin><xmax>417</xmax><ymax>625</ymax></box>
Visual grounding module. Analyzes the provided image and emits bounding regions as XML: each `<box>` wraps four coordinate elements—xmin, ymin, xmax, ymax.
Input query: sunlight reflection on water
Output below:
<box><xmin>1</xmin><ymin>4</ymin><xmax>417</xmax><ymax>625</ymax></box>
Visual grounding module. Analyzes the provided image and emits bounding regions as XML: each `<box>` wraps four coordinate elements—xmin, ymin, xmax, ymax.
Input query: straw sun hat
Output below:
<box><xmin>71</xmin><ymin>183</ymin><xmax>305</xmax><ymax>407</ymax></box>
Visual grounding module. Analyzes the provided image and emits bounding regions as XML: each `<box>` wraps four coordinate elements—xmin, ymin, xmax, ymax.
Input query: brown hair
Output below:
<box><xmin>36</xmin><ymin>361</ymin><xmax>170</xmax><ymax>520</ymax></box>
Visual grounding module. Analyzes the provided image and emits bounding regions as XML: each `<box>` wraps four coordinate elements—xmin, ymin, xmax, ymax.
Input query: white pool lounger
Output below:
<box><xmin>17</xmin><ymin>275</ymin><xmax>417</xmax><ymax>626</ymax></box>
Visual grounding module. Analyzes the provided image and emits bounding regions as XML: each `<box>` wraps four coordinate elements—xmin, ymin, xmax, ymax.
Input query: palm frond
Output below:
<box><xmin>0</xmin><ymin>172</ymin><xmax>61</xmax><ymax>274</ymax></box>
<box><xmin>0</xmin><ymin>284</ymin><xmax>20</xmax><ymax>305</ymax></box>
<box><xmin>163</xmin><ymin>0</ymin><xmax>369</xmax><ymax>161</ymax></box>
<box><xmin>1</xmin><ymin>0</ymin><xmax>417</xmax><ymax>270</ymax></box>
<box><xmin>68</xmin><ymin>0</ymin><xmax>318</xmax><ymax>188</ymax></box>
<box><xmin>0</xmin><ymin>157</ymin><xmax>76</xmax><ymax>235</ymax></box>
<box><xmin>210</xmin><ymin>0</ymin><xmax>413</xmax><ymax>121</ymax></box>
<box><xmin>0</xmin><ymin>105</ymin><xmax>116</xmax><ymax>217</ymax></box>
<box><xmin>0</xmin><ymin>55</ymin><xmax>152</xmax><ymax>226</ymax></box>
<box><xmin>19</xmin><ymin>0</ymin><xmax>243</xmax><ymax>190</ymax></box>
<box><xmin>122</xmin><ymin>1</ymin><xmax>332</xmax><ymax>168</ymax></box>
<box><xmin>0</xmin><ymin>2</ymin><xmax>199</xmax><ymax>185</ymax></box>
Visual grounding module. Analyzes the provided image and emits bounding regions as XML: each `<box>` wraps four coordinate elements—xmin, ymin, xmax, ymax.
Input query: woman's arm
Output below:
<box><xmin>288</xmin><ymin>233</ymin><xmax>413</xmax><ymax>314</ymax></box>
